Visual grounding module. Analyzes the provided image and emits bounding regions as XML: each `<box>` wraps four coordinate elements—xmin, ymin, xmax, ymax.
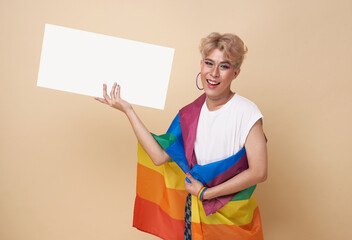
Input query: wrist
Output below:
<box><xmin>124</xmin><ymin>107</ymin><xmax>135</xmax><ymax>117</ymax></box>
<box><xmin>201</xmin><ymin>187</ymin><xmax>213</xmax><ymax>200</ymax></box>
<box><xmin>197</xmin><ymin>187</ymin><xmax>207</xmax><ymax>202</ymax></box>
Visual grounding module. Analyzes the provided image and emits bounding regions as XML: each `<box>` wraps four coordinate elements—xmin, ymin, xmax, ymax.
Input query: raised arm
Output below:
<box><xmin>185</xmin><ymin>119</ymin><xmax>268</xmax><ymax>199</ymax></box>
<box><xmin>95</xmin><ymin>83</ymin><xmax>171</xmax><ymax>166</ymax></box>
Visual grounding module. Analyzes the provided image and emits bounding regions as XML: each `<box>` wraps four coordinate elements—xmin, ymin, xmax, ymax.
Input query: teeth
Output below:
<box><xmin>207</xmin><ymin>79</ymin><xmax>220</xmax><ymax>85</ymax></box>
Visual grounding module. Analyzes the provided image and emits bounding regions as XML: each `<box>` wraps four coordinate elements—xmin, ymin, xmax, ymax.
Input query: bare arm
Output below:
<box><xmin>95</xmin><ymin>83</ymin><xmax>170</xmax><ymax>166</ymax></box>
<box><xmin>185</xmin><ymin>119</ymin><xmax>268</xmax><ymax>199</ymax></box>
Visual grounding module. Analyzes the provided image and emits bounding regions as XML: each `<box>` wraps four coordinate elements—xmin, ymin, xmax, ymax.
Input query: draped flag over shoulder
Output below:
<box><xmin>133</xmin><ymin>94</ymin><xmax>263</xmax><ymax>240</ymax></box>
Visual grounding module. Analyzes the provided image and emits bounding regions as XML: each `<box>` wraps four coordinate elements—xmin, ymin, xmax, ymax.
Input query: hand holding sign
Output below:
<box><xmin>94</xmin><ymin>83</ymin><xmax>133</xmax><ymax>114</ymax></box>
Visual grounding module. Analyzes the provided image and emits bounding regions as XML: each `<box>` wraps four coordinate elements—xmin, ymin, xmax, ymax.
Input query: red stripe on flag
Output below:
<box><xmin>133</xmin><ymin>195</ymin><xmax>185</xmax><ymax>240</ymax></box>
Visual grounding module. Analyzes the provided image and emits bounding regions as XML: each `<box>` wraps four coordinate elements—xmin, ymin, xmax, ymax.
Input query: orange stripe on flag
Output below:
<box><xmin>191</xmin><ymin>222</ymin><xmax>203</xmax><ymax>240</ymax></box>
<box><xmin>200</xmin><ymin>207</ymin><xmax>263</xmax><ymax>240</ymax></box>
<box><xmin>136</xmin><ymin>163</ymin><xmax>188</xmax><ymax>220</ymax></box>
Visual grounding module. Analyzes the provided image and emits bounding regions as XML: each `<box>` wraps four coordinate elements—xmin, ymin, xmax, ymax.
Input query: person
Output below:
<box><xmin>95</xmin><ymin>32</ymin><xmax>268</xmax><ymax>240</ymax></box>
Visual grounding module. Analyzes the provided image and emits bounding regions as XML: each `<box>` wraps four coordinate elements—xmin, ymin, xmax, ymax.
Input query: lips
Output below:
<box><xmin>206</xmin><ymin>79</ymin><xmax>220</xmax><ymax>86</ymax></box>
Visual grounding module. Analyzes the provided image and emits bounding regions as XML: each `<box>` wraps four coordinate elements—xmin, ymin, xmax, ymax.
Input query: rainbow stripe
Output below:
<box><xmin>133</xmin><ymin>94</ymin><xmax>263</xmax><ymax>240</ymax></box>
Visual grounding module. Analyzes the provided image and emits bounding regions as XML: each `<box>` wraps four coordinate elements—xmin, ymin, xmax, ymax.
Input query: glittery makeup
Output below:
<box><xmin>204</xmin><ymin>59</ymin><xmax>231</xmax><ymax>70</ymax></box>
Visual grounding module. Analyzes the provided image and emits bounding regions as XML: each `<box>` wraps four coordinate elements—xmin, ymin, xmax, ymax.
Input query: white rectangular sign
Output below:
<box><xmin>37</xmin><ymin>24</ymin><xmax>174</xmax><ymax>110</ymax></box>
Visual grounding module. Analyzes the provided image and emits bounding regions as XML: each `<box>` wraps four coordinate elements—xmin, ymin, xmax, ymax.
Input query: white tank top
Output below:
<box><xmin>194</xmin><ymin>94</ymin><xmax>263</xmax><ymax>166</ymax></box>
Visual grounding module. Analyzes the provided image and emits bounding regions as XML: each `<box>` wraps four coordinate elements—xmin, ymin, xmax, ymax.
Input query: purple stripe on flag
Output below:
<box><xmin>179</xmin><ymin>94</ymin><xmax>206</xmax><ymax>169</ymax></box>
<box><xmin>207</xmin><ymin>153</ymin><xmax>249</xmax><ymax>187</ymax></box>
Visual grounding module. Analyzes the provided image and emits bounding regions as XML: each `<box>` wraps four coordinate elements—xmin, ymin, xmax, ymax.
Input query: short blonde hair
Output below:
<box><xmin>199</xmin><ymin>32</ymin><xmax>248</xmax><ymax>69</ymax></box>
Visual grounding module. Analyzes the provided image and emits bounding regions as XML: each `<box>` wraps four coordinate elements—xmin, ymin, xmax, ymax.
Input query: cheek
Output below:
<box><xmin>200</xmin><ymin>68</ymin><xmax>207</xmax><ymax>80</ymax></box>
<box><xmin>222</xmin><ymin>72</ymin><xmax>234</xmax><ymax>81</ymax></box>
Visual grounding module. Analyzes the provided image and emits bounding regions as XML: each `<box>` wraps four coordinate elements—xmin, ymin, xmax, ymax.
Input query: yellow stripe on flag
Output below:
<box><xmin>192</xmin><ymin>195</ymin><xmax>258</xmax><ymax>226</ymax></box>
<box><xmin>138</xmin><ymin>143</ymin><xmax>186</xmax><ymax>190</ymax></box>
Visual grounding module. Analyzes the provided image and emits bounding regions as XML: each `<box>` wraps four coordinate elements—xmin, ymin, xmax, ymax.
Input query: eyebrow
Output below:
<box><xmin>204</xmin><ymin>58</ymin><xmax>231</xmax><ymax>65</ymax></box>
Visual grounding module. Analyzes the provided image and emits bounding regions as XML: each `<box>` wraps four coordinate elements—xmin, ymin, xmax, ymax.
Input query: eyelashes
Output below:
<box><xmin>204</xmin><ymin>60</ymin><xmax>213</xmax><ymax>66</ymax></box>
<box><xmin>204</xmin><ymin>60</ymin><xmax>231</xmax><ymax>70</ymax></box>
<box><xmin>220</xmin><ymin>64</ymin><xmax>231</xmax><ymax>70</ymax></box>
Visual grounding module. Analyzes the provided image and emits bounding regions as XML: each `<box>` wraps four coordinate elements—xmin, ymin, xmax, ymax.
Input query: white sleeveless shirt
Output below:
<box><xmin>194</xmin><ymin>94</ymin><xmax>263</xmax><ymax>166</ymax></box>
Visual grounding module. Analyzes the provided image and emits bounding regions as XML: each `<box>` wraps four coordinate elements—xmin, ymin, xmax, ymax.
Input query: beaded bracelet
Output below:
<box><xmin>197</xmin><ymin>187</ymin><xmax>207</xmax><ymax>202</ymax></box>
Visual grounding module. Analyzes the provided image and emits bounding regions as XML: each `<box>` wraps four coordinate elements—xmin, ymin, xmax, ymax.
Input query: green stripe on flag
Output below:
<box><xmin>152</xmin><ymin>133</ymin><xmax>177</xmax><ymax>149</ymax></box>
<box><xmin>152</xmin><ymin>133</ymin><xmax>177</xmax><ymax>162</ymax></box>
<box><xmin>230</xmin><ymin>185</ymin><xmax>256</xmax><ymax>201</ymax></box>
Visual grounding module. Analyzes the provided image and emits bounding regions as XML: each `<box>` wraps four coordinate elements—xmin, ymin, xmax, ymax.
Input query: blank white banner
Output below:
<box><xmin>37</xmin><ymin>24</ymin><xmax>175</xmax><ymax>110</ymax></box>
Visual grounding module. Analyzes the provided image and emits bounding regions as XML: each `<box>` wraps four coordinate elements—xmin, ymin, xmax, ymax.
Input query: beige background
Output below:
<box><xmin>1</xmin><ymin>0</ymin><xmax>351</xmax><ymax>239</ymax></box>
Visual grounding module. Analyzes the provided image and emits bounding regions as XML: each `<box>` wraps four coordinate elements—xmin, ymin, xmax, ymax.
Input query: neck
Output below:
<box><xmin>206</xmin><ymin>91</ymin><xmax>234</xmax><ymax>111</ymax></box>
<box><xmin>206</xmin><ymin>92</ymin><xmax>231</xmax><ymax>101</ymax></box>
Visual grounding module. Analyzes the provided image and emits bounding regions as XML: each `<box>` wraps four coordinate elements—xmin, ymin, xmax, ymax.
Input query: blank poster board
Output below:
<box><xmin>37</xmin><ymin>24</ymin><xmax>175</xmax><ymax>110</ymax></box>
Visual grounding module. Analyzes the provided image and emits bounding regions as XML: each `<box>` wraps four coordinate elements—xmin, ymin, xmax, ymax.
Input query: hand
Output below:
<box><xmin>94</xmin><ymin>83</ymin><xmax>132</xmax><ymax>113</ymax></box>
<box><xmin>184</xmin><ymin>173</ymin><xmax>204</xmax><ymax>197</ymax></box>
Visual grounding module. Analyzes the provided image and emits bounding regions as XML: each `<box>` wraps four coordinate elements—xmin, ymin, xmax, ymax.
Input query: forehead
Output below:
<box><xmin>205</xmin><ymin>48</ymin><xmax>230</xmax><ymax>63</ymax></box>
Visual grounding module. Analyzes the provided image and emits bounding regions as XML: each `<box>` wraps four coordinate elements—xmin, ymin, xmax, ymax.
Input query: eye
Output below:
<box><xmin>219</xmin><ymin>64</ymin><xmax>231</xmax><ymax>70</ymax></box>
<box><xmin>204</xmin><ymin>60</ymin><xmax>213</xmax><ymax>67</ymax></box>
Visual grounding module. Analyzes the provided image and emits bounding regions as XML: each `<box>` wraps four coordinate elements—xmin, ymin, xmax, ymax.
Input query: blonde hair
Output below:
<box><xmin>199</xmin><ymin>32</ymin><xmax>248</xmax><ymax>69</ymax></box>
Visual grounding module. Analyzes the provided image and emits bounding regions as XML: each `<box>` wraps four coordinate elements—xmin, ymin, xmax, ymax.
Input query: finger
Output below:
<box><xmin>102</xmin><ymin>84</ymin><xmax>111</xmax><ymax>104</ymax></box>
<box><xmin>110</xmin><ymin>82</ymin><xmax>117</xmax><ymax>100</ymax></box>
<box><xmin>116</xmin><ymin>84</ymin><xmax>121</xmax><ymax>99</ymax></box>
<box><xmin>94</xmin><ymin>97</ymin><xmax>107</xmax><ymax>104</ymax></box>
<box><xmin>186</xmin><ymin>173</ymin><xmax>193</xmax><ymax>183</ymax></box>
<box><xmin>94</xmin><ymin>97</ymin><xmax>104</xmax><ymax>101</ymax></box>
<box><xmin>186</xmin><ymin>172</ymin><xmax>193</xmax><ymax>179</ymax></box>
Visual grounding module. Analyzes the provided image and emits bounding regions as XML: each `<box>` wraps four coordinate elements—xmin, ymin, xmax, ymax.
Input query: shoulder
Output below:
<box><xmin>181</xmin><ymin>94</ymin><xmax>206</xmax><ymax>111</ymax></box>
<box><xmin>233</xmin><ymin>94</ymin><xmax>261</xmax><ymax>114</ymax></box>
<box><xmin>179</xmin><ymin>94</ymin><xmax>206</xmax><ymax>116</ymax></box>
<box><xmin>233</xmin><ymin>95</ymin><xmax>264</xmax><ymax>144</ymax></box>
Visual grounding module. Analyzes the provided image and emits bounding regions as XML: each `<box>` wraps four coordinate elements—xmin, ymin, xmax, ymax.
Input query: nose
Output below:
<box><xmin>210</xmin><ymin>65</ymin><xmax>220</xmax><ymax>78</ymax></box>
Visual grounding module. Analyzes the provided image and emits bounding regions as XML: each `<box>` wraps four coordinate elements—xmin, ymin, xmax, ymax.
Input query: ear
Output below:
<box><xmin>233</xmin><ymin>68</ymin><xmax>241</xmax><ymax>79</ymax></box>
<box><xmin>200</xmin><ymin>59</ymin><xmax>203</xmax><ymax>66</ymax></box>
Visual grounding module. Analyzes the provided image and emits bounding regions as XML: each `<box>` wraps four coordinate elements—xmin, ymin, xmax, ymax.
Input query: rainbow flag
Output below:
<box><xmin>133</xmin><ymin>94</ymin><xmax>263</xmax><ymax>240</ymax></box>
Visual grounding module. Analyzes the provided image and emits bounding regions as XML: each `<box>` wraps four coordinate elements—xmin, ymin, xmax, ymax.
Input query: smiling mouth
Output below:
<box><xmin>207</xmin><ymin>79</ymin><xmax>220</xmax><ymax>86</ymax></box>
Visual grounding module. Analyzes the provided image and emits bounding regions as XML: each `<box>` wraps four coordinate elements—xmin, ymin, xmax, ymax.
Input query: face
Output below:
<box><xmin>200</xmin><ymin>48</ymin><xmax>240</xmax><ymax>99</ymax></box>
